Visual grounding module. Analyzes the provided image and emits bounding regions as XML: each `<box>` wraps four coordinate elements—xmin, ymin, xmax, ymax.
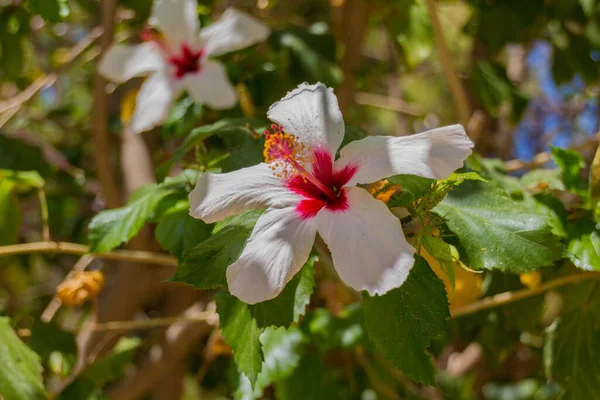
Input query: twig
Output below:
<box><xmin>37</xmin><ymin>189</ymin><xmax>51</xmax><ymax>241</ymax></box>
<box><xmin>0</xmin><ymin>27</ymin><xmax>103</xmax><ymax>120</ymax></box>
<box><xmin>355</xmin><ymin>92</ymin><xmax>423</xmax><ymax>117</ymax></box>
<box><xmin>93</xmin><ymin>312</ymin><xmax>216</xmax><ymax>331</ymax></box>
<box><xmin>504</xmin><ymin>133</ymin><xmax>600</xmax><ymax>172</ymax></box>
<box><xmin>451</xmin><ymin>271</ymin><xmax>600</xmax><ymax>318</ymax></box>
<box><xmin>0</xmin><ymin>241</ymin><xmax>178</xmax><ymax>267</ymax></box>
<box><xmin>41</xmin><ymin>255</ymin><xmax>95</xmax><ymax>323</ymax></box>
<box><xmin>424</xmin><ymin>0</ymin><xmax>471</xmax><ymax>127</ymax></box>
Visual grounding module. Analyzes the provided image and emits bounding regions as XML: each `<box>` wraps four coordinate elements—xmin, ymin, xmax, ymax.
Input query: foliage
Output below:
<box><xmin>1</xmin><ymin>0</ymin><xmax>600</xmax><ymax>399</ymax></box>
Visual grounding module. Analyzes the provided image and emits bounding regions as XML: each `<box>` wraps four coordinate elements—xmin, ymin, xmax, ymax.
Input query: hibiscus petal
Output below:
<box><xmin>182</xmin><ymin>60</ymin><xmax>237</xmax><ymax>109</ymax></box>
<box><xmin>316</xmin><ymin>187</ymin><xmax>415</xmax><ymax>295</ymax></box>
<box><xmin>150</xmin><ymin>0</ymin><xmax>199</xmax><ymax>45</ymax></box>
<box><xmin>130</xmin><ymin>72</ymin><xmax>177</xmax><ymax>134</ymax></box>
<box><xmin>227</xmin><ymin>207</ymin><xmax>317</xmax><ymax>304</ymax></box>
<box><xmin>267</xmin><ymin>82</ymin><xmax>344</xmax><ymax>157</ymax></box>
<box><xmin>189</xmin><ymin>163</ymin><xmax>301</xmax><ymax>224</ymax></box>
<box><xmin>98</xmin><ymin>43</ymin><xmax>164</xmax><ymax>83</ymax></box>
<box><xmin>200</xmin><ymin>8</ymin><xmax>270</xmax><ymax>57</ymax></box>
<box><xmin>335</xmin><ymin>124</ymin><xmax>473</xmax><ymax>186</ymax></box>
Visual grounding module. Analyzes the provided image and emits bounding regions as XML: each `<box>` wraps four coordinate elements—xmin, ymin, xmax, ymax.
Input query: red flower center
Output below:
<box><xmin>263</xmin><ymin>125</ymin><xmax>357</xmax><ymax>219</ymax></box>
<box><xmin>169</xmin><ymin>44</ymin><xmax>204</xmax><ymax>79</ymax></box>
<box><xmin>287</xmin><ymin>150</ymin><xmax>357</xmax><ymax>219</ymax></box>
<box><xmin>142</xmin><ymin>29</ymin><xmax>203</xmax><ymax>79</ymax></box>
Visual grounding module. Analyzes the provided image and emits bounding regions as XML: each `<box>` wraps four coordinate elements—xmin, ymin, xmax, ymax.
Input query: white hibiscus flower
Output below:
<box><xmin>98</xmin><ymin>0</ymin><xmax>270</xmax><ymax>134</ymax></box>
<box><xmin>189</xmin><ymin>82</ymin><xmax>474</xmax><ymax>304</ymax></box>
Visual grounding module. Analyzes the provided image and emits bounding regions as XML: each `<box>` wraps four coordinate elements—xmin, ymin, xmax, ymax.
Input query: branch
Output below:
<box><xmin>0</xmin><ymin>241</ymin><xmax>177</xmax><ymax>267</ymax></box>
<box><xmin>92</xmin><ymin>0</ymin><xmax>121</xmax><ymax>209</ymax></box>
<box><xmin>93</xmin><ymin>312</ymin><xmax>216</xmax><ymax>332</ymax></box>
<box><xmin>504</xmin><ymin>133</ymin><xmax>600</xmax><ymax>172</ymax></box>
<box><xmin>451</xmin><ymin>271</ymin><xmax>600</xmax><ymax>318</ymax></box>
<box><xmin>424</xmin><ymin>0</ymin><xmax>471</xmax><ymax>127</ymax></box>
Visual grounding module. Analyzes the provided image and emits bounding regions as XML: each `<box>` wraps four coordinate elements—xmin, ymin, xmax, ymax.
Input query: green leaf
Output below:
<box><xmin>0</xmin><ymin>135</ymin><xmax>50</xmax><ymax>176</ymax></box>
<box><xmin>566</xmin><ymin>220</ymin><xmax>600</xmax><ymax>271</ymax></box>
<box><xmin>433</xmin><ymin>181</ymin><xmax>563</xmax><ymax>272</ymax></box>
<box><xmin>29</xmin><ymin>0</ymin><xmax>61</xmax><ymax>22</ymax></box>
<box><xmin>363</xmin><ymin>256</ymin><xmax>449</xmax><ymax>385</ymax></box>
<box><xmin>162</xmin><ymin>95</ymin><xmax>203</xmax><ymax>139</ymax></box>
<box><xmin>251</xmin><ymin>256</ymin><xmax>316</xmax><ymax>328</ymax></box>
<box><xmin>216</xmin><ymin>291</ymin><xmax>263</xmax><ymax>387</ymax></box>
<box><xmin>303</xmin><ymin>304</ymin><xmax>365</xmax><ymax>352</ymax></box>
<box><xmin>84</xmin><ymin>337</ymin><xmax>141</xmax><ymax>385</ymax></box>
<box><xmin>0</xmin><ymin>180</ymin><xmax>21</xmax><ymax>246</ymax></box>
<box><xmin>155</xmin><ymin>199</ymin><xmax>212</xmax><ymax>258</ymax></box>
<box><xmin>551</xmin><ymin>146</ymin><xmax>585</xmax><ymax>194</ymax></box>
<box><xmin>420</xmin><ymin>235</ymin><xmax>456</xmax><ymax>292</ymax></box>
<box><xmin>58</xmin><ymin>378</ymin><xmax>108</xmax><ymax>400</ymax></box>
<box><xmin>544</xmin><ymin>309</ymin><xmax>600</xmax><ymax>399</ymax></box>
<box><xmin>0</xmin><ymin>33</ymin><xmax>24</xmax><ymax>80</ymax></box>
<box><xmin>156</xmin><ymin>118</ymin><xmax>267</xmax><ymax>181</ymax></box>
<box><xmin>88</xmin><ymin>185</ymin><xmax>178</xmax><ymax>252</ymax></box>
<box><xmin>588</xmin><ymin>145</ymin><xmax>600</xmax><ymax>222</ymax></box>
<box><xmin>471</xmin><ymin>61</ymin><xmax>513</xmax><ymax>115</ymax></box>
<box><xmin>169</xmin><ymin>209</ymin><xmax>263</xmax><ymax>289</ymax></box>
<box><xmin>274</xmin><ymin>356</ymin><xmax>337</xmax><ymax>400</ymax></box>
<box><xmin>29</xmin><ymin>320</ymin><xmax>77</xmax><ymax>361</ymax></box>
<box><xmin>0</xmin><ymin>317</ymin><xmax>47</xmax><ymax>400</ymax></box>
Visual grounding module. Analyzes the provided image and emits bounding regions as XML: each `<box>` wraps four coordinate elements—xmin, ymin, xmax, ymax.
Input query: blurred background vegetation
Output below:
<box><xmin>0</xmin><ymin>0</ymin><xmax>599</xmax><ymax>399</ymax></box>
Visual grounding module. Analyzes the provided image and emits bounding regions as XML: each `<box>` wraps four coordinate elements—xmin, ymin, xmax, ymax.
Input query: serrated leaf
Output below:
<box><xmin>169</xmin><ymin>209</ymin><xmax>263</xmax><ymax>289</ymax></box>
<box><xmin>420</xmin><ymin>235</ymin><xmax>455</xmax><ymax>292</ymax></box>
<box><xmin>88</xmin><ymin>185</ymin><xmax>178</xmax><ymax>252</ymax></box>
<box><xmin>251</xmin><ymin>257</ymin><xmax>316</xmax><ymax>328</ymax></box>
<box><xmin>566</xmin><ymin>220</ymin><xmax>600</xmax><ymax>271</ymax></box>
<box><xmin>0</xmin><ymin>317</ymin><xmax>47</xmax><ymax>400</ymax></box>
<box><xmin>433</xmin><ymin>181</ymin><xmax>563</xmax><ymax>272</ymax></box>
<box><xmin>236</xmin><ymin>326</ymin><xmax>307</xmax><ymax>399</ymax></box>
<box><xmin>363</xmin><ymin>256</ymin><xmax>449</xmax><ymax>385</ymax></box>
<box><xmin>551</xmin><ymin>146</ymin><xmax>585</xmax><ymax>194</ymax></box>
<box><xmin>216</xmin><ymin>291</ymin><xmax>263</xmax><ymax>386</ymax></box>
<box><xmin>544</xmin><ymin>309</ymin><xmax>600</xmax><ymax>399</ymax></box>
<box><xmin>155</xmin><ymin>200</ymin><xmax>213</xmax><ymax>258</ymax></box>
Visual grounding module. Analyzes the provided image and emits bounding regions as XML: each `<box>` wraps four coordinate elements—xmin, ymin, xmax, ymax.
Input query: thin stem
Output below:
<box><xmin>93</xmin><ymin>312</ymin><xmax>215</xmax><ymax>331</ymax></box>
<box><xmin>424</xmin><ymin>0</ymin><xmax>471</xmax><ymax>127</ymax></box>
<box><xmin>37</xmin><ymin>188</ymin><xmax>51</xmax><ymax>241</ymax></box>
<box><xmin>451</xmin><ymin>272</ymin><xmax>600</xmax><ymax>318</ymax></box>
<box><xmin>0</xmin><ymin>241</ymin><xmax>177</xmax><ymax>267</ymax></box>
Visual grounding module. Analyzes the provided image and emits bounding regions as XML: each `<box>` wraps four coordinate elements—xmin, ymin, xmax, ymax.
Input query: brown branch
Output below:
<box><xmin>451</xmin><ymin>272</ymin><xmax>600</xmax><ymax>318</ymax></box>
<box><xmin>92</xmin><ymin>0</ymin><xmax>121</xmax><ymax>209</ymax></box>
<box><xmin>336</xmin><ymin>0</ymin><xmax>371</xmax><ymax>113</ymax></box>
<box><xmin>107</xmin><ymin>301</ymin><xmax>214</xmax><ymax>400</ymax></box>
<box><xmin>93</xmin><ymin>312</ymin><xmax>216</xmax><ymax>331</ymax></box>
<box><xmin>424</xmin><ymin>0</ymin><xmax>471</xmax><ymax>127</ymax></box>
<box><xmin>0</xmin><ymin>241</ymin><xmax>177</xmax><ymax>267</ymax></box>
